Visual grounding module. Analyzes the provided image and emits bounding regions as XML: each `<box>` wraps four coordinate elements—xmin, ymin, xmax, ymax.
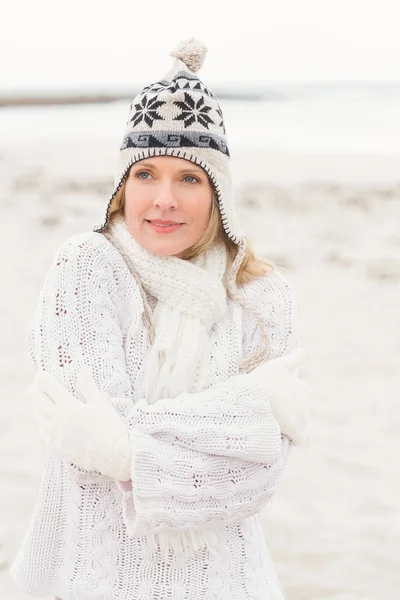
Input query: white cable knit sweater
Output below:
<box><xmin>10</xmin><ymin>230</ymin><xmax>299</xmax><ymax>600</ymax></box>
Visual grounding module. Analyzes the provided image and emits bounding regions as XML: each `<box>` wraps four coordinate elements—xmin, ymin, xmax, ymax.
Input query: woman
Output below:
<box><xmin>10</xmin><ymin>39</ymin><xmax>310</xmax><ymax>600</ymax></box>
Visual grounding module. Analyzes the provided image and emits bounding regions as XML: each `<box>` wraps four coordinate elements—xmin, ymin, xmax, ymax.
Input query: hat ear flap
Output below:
<box><xmin>107</xmin><ymin>183</ymin><xmax>126</xmax><ymax>224</ymax></box>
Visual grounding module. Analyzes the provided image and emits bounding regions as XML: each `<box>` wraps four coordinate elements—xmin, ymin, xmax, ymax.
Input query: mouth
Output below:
<box><xmin>145</xmin><ymin>220</ymin><xmax>184</xmax><ymax>233</ymax></box>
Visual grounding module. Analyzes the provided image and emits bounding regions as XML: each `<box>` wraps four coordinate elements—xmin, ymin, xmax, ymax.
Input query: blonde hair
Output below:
<box><xmin>104</xmin><ymin>180</ymin><xmax>276</xmax><ymax>286</ymax></box>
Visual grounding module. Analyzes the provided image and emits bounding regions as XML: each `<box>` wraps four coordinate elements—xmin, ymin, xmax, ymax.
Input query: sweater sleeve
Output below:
<box><xmin>26</xmin><ymin>233</ymin><xmax>137</xmax><ymax>484</ymax></box>
<box><xmin>241</xmin><ymin>267</ymin><xmax>300</xmax><ymax>362</ymax></box>
<box><xmin>117</xmin><ymin>430</ymin><xmax>289</xmax><ymax>536</ymax></box>
<box><xmin>123</xmin><ymin>374</ymin><xmax>283</xmax><ymax>464</ymax></box>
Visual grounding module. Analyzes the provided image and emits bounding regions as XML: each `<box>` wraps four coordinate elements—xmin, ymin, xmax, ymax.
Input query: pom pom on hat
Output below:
<box><xmin>169</xmin><ymin>38</ymin><xmax>207</xmax><ymax>73</ymax></box>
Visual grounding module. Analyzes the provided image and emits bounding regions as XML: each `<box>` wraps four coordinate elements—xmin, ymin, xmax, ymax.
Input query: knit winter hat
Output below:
<box><xmin>93</xmin><ymin>38</ymin><xmax>245</xmax><ymax>245</ymax></box>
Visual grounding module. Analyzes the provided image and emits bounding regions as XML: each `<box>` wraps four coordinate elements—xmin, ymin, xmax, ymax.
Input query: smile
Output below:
<box><xmin>146</xmin><ymin>220</ymin><xmax>184</xmax><ymax>233</ymax></box>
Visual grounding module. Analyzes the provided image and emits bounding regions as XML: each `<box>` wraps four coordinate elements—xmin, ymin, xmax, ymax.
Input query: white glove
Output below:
<box><xmin>27</xmin><ymin>365</ymin><xmax>132</xmax><ymax>481</ymax></box>
<box><xmin>247</xmin><ymin>347</ymin><xmax>311</xmax><ymax>446</ymax></box>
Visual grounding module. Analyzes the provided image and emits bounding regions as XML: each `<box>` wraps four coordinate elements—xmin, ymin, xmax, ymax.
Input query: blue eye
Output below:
<box><xmin>137</xmin><ymin>171</ymin><xmax>151</xmax><ymax>179</ymax></box>
<box><xmin>184</xmin><ymin>175</ymin><xmax>199</xmax><ymax>183</ymax></box>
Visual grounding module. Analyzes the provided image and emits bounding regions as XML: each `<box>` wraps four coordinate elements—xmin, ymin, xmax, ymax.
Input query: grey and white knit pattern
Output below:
<box><xmin>93</xmin><ymin>39</ymin><xmax>245</xmax><ymax>245</ymax></box>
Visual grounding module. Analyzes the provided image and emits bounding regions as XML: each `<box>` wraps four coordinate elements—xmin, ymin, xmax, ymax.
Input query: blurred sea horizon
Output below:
<box><xmin>2</xmin><ymin>81</ymin><xmax>400</xmax><ymax>155</ymax></box>
<box><xmin>3</xmin><ymin>81</ymin><xmax>400</xmax><ymax>102</ymax></box>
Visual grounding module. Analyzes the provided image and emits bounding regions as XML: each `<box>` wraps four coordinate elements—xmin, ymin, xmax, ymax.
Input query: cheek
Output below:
<box><xmin>188</xmin><ymin>193</ymin><xmax>213</xmax><ymax>226</ymax></box>
<box><xmin>124</xmin><ymin>182</ymin><xmax>150</xmax><ymax>216</ymax></box>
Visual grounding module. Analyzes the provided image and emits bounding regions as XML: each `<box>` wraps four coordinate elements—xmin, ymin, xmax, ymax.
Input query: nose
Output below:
<box><xmin>153</xmin><ymin>181</ymin><xmax>178</xmax><ymax>211</ymax></box>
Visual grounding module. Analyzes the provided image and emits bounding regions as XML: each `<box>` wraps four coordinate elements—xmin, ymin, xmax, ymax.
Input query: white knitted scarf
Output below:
<box><xmin>107</xmin><ymin>213</ymin><xmax>228</xmax><ymax>558</ymax></box>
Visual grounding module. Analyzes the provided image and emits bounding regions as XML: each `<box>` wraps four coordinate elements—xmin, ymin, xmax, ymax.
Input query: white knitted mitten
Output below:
<box><xmin>247</xmin><ymin>348</ymin><xmax>311</xmax><ymax>446</ymax></box>
<box><xmin>28</xmin><ymin>366</ymin><xmax>132</xmax><ymax>481</ymax></box>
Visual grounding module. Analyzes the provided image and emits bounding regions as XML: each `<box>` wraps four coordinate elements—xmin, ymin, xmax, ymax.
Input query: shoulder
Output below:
<box><xmin>48</xmin><ymin>231</ymin><xmax>131</xmax><ymax>280</ymax></box>
<box><xmin>44</xmin><ymin>231</ymin><xmax>143</xmax><ymax>307</ymax></box>
<box><xmin>52</xmin><ymin>231</ymin><xmax>123</xmax><ymax>267</ymax></box>
<box><xmin>241</xmin><ymin>267</ymin><xmax>299</xmax><ymax>358</ymax></box>
<box><xmin>242</xmin><ymin>267</ymin><xmax>297</xmax><ymax>312</ymax></box>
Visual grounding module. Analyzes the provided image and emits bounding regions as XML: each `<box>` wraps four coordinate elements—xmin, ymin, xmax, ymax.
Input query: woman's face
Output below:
<box><xmin>123</xmin><ymin>155</ymin><xmax>214</xmax><ymax>257</ymax></box>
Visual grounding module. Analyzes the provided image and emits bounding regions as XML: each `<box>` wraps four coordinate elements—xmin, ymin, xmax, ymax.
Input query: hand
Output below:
<box><xmin>247</xmin><ymin>348</ymin><xmax>311</xmax><ymax>446</ymax></box>
<box><xmin>27</xmin><ymin>365</ymin><xmax>132</xmax><ymax>481</ymax></box>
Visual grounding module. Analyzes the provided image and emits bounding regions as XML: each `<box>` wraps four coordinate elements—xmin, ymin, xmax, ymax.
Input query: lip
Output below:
<box><xmin>147</xmin><ymin>219</ymin><xmax>182</xmax><ymax>225</ymax></box>
<box><xmin>146</xmin><ymin>220</ymin><xmax>184</xmax><ymax>234</ymax></box>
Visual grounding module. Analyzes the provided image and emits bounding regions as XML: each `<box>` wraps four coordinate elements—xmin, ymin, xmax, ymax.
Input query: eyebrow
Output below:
<box><xmin>133</xmin><ymin>162</ymin><xmax>204</xmax><ymax>174</ymax></box>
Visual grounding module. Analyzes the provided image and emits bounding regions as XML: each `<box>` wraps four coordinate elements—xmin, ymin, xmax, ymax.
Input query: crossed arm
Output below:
<box><xmin>28</xmin><ymin>236</ymin><xmax>298</xmax><ymax>535</ymax></box>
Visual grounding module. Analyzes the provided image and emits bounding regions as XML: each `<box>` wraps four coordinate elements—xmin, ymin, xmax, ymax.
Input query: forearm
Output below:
<box><xmin>117</xmin><ymin>429</ymin><xmax>290</xmax><ymax>537</ymax></box>
<box><xmin>122</xmin><ymin>373</ymin><xmax>283</xmax><ymax>465</ymax></box>
<box><xmin>61</xmin><ymin>372</ymin><xmax>282</xmax><ymax>485</ymax></box>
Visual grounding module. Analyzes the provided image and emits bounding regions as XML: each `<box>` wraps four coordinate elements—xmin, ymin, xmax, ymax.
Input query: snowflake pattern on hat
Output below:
<box><xmin>173</xmin><ymin>93</ymin><xmax>215</xmax><ymax>129</ymax></box>
<box><xmin>215</xmin><ymin>106</ymin><xmax>226</xmax><ymax>134</ymax></box>
<box><xmin>126</xmin><ymin>72</ymin><xmax>225</xmax><ymax>136</ymax></box>
<box><xmin>129</xmin><ymin>95</ymin><xmax>166</xmax><ymax>127</ymax></box>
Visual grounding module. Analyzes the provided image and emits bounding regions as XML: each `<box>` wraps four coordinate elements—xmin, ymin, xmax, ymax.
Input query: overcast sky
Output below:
<box><xmin>2</xmin><ymin>0</ymin><xmax>400</xmax><ymax>90</ymax></box>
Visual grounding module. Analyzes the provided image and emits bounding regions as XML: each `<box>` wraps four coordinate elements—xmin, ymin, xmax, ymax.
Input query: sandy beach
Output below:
<box><xmin>1</xmin><ymin>138</ymin><xmax>399</xmax><ymax>599</ymax></box>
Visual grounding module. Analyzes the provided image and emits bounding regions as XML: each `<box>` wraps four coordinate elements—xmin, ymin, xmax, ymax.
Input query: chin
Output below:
<box><xmin>145</xmin><ymin>241</ymin><xmax>187</xmax><ymax>257</ymax></box>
